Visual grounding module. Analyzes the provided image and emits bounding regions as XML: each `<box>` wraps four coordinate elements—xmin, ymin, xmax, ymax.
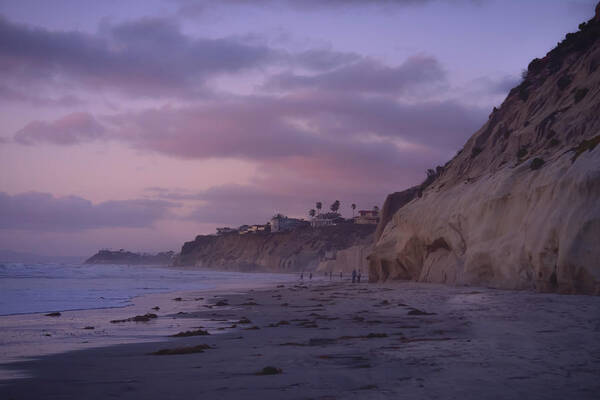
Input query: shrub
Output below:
<box><xmin>574</xmin><ymin>88</ymin><xmax>589</xmax><ymax>103</ymax></box>
<box><xmin>517</xmin><ymin>146</ymin><xmax>529</xmax><ymax>159</ymax></box>
<box><xmin>471</xmin><ymin>147</ymin><xmax>483</xmax><ymax>158</ymax></box>
<box><xmin>557</xmin><ymin>75</ymin><xmax>572</xmax><ymax>90</ymax></box>
<box><xmin>572</xmin><ymin>134</ymin><xmax>600</xmax><ymax>162</ymax></box>
<box><xmin>549</xmin><ymin>138</ymin><xmax>560</xmax><ymax>147</ymax></box>
<box><xmin>518</xmin><ymin>83</ymin><xmax>530</xmax><ymax>101</ymax></box>
<box><xmin>531</xmin><ymin>158</ymin><xmax>545</xmax><ymax>170</ymax></box>
<box><xmin>527</xmin><ymin>58</ymin><xmax>545</xmax><ymax>75</ymax></box>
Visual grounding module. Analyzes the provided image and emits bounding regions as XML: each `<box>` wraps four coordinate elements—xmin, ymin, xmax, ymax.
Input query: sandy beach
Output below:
<box><xmin>1</xmin><ymin>279</ymin><xmax>599</xmax><ymax>399</ymax></box>
<box><xmin>0</xmin><ymin>272</ymin><xmax>295</xmax><ymax>378</ymax></box>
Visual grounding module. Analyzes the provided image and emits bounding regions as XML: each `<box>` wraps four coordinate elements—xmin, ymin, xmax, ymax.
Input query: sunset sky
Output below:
<box><xmin>0</xmin><ymin>0</ymin><xmax>596</xmax><ymax>257</ymax></box>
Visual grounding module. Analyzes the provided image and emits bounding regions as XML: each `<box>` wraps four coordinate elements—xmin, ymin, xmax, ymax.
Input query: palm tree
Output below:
<box><xmin>351</xmin><ymin>203</ymin><xmax>356</xmax><ymax>217</ymax></box>
<box><xmin>316</xmin><ymin>202</ymin><xmax>322</xmax><ymax>215</ymax></box>
<box><xmin>309</xmin><ymin>209</ymin><xmax>316</xmax><ymax>218</ymax></box>
<box><xmin>330</xmin><ymin>200</ymin><xmax>340</xmax><ymax>214</ymax></box>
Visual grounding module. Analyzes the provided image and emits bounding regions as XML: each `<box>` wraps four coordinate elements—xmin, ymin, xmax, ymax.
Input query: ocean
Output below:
<box><xmin>0</xmin><ymin>262</ymin><xmax>295</xmax><ymax>316</ymax></box>
<box><xmin>0</xmin><ymin>263</ymin><xmax>297</xmax><ymax>376</ymax></box>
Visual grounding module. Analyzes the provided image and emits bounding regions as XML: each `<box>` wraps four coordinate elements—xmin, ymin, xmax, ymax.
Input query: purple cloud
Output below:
<box><xmin>0</xmin><ymin>15</ymin><xmax>270</xmax><ymax>97</ymax></box>
<box><xmin>0</xmin><ymin>192</ymin><xmax>175</xmax><ymax>231</ymax></box>
<box><xmin>175</xmin><ymin>0</ymin><xmax>486</xmax><ymax>16</ymax></box>
<box><xmin>265</xmin><ymin>56</ymin><xmax>446</xmax><ymax>94</ymax></box>
<box><xmin>103</xmin><ymin>92</ymin><xmax>484</xmax><ymax>157</ymax></box>
<box><xmin>177</xmin><ymin>0</ymin><xmax>441</xmax><ymax>13</ymax></box>
<box><xmin>0</xmin><ymin>84</ymin><xmax>83</xmax><ymax>107</ymax></box>
<box><xmin>14</xmin><ymin>112</ymin><xmax>105</xmax><ymax>145</ymax></box>
<box><xmin>13</xmin><ymin>90</ymin><xmax>486</xmax><ymax>193</ymax></box>
<box><xmin>0</xmin><ymin>15</ymin><xmax>359</xmax><ymax>99</ymax></box>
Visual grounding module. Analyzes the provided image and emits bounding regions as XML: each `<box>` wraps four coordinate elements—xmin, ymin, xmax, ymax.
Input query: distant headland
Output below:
<box><xmin>85</xmin><ymin>249</ymin><xmax>175</xmax><ymax>265</ymax></box>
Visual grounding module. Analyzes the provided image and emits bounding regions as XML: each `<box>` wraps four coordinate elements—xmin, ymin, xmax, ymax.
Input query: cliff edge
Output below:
<box><xmin>369</xmin><ymin>9</ymin><xmax>600</xmax><ymax>294</ymax></box>
<box><xmin>174</xmin><ymin>224</ymin><xmax>375</xmax><ymax>272</ymax></box>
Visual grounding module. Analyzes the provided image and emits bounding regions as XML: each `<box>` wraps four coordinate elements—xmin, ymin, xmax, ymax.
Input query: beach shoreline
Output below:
<box><xmin>1</xmin><ymin>279</ymin><xmax>599</xmax><ymax>399</ymax></box>
<box><xmin>0</xmin><ymin>272</ymin><xmax>297</xmax><ymax>380</ymax></box>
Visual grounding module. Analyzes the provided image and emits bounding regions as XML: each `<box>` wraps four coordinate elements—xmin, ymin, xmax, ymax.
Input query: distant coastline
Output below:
<box><xmin>85</xmin><ymin>249</ymin><xmax>175</xmax><ymax>265</ymax></box>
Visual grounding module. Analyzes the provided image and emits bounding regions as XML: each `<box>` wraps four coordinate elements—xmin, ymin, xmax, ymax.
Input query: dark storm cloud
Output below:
<box><xmin>0</xmin><ymin>15</ymin><xmax>360</xmax><ymax>99</ymax></box>
<box><xmin>265</xmin><ymin>56</ymin><xmax>445</xmax><ymax>94</ymax></box>
<box><xmin>0</xmin><ymin>192</ymin><xmax>175</xmax><ymax>231</ymax></box>
<box><xmin>14</xmin><ymin>112</ymin><xmax>105</xmax><ymax>145</ymax></box>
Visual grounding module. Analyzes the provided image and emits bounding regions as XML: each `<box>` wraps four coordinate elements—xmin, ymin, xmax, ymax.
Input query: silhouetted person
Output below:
<box><xmin>340</xmin><ymin>271</ymin><xmax>343</xmax><ymax>280</ymax></box>
<box><xmin>309</xmin><ymin>272</ymin><xmax>312</xmax><ymax>280</ymax></box>
<box><xmin>352</xmin><ymin>269</ymin><xmax>357</xmax><ymax>283</ymax></box>
<box><xmin>300</xmin><ymin>272</ymin><xmax>304</xmax><ymax>280</ymax></box>
<box><xmin>329</xmin><ymin>271</ymin><xmax>332</xmax><ymax>280</ymax></box>
<box><xmin>357</xmin><ymin>270</ymin><xmax>362</xmax><ymax>283</ymax></box>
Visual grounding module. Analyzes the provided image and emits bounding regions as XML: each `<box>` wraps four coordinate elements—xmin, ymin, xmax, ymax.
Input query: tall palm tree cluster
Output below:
<box><xmin>308</xmin><ymin>201</ymin><xmax>376</xmax><ymax>218</ymax></box>
<box><xmin>308</xmin><ymin>200</ymin><xmax>344</xmax><ymax>218</ymax></box>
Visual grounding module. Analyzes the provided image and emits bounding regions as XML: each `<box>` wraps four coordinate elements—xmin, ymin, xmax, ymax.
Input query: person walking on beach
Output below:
<box><xmin>340</xmin><ymin>271</ymin><xmax>343</xmax><ymax>280</ymax></box>
<box><xmin>357</xmin><ymin>270</ymin><xmax>362</xmax><ymax>283</ymax></box>
<box><xmin>300</xmin><ymin>272</ymin><xmax>304</xmax><ymax>280</ymax></box>
<box><xmin>309</xmin><ymin>272</ymin><xmax>312</xmax><ymax>280</ymax></box>
<box><xmin>352</xmin><ymin>269</ymin><xmax>357</xmax><ymax>283</ymax></box>
<box><xmin>329</xmin><ymin>271</ymin><xmax>332</xmax><ymax>280</ymax></box>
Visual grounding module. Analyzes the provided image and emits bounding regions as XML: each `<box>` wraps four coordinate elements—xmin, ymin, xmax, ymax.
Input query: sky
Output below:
<box><xmin>0</xmin><ymin>0</ymin><xmax>596</xmax><ymax>257</ymax></box>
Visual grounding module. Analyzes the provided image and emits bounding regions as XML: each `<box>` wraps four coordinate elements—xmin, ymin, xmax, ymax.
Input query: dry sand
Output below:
<box><xmin>1</xmin><ymin>279</ymin><xmax>599</xmax><ymax>399</ymax></box>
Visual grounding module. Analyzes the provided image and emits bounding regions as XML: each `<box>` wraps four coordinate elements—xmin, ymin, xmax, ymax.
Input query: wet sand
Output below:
<box><xmin>0</xmin><ymin>277</ymin><xmax>293</xmax><ymax>379</ymax></box>
<box><xmin>1</xmin><ymin>280</ymin><xmax>599</xmax><ymax>399</ymax></box>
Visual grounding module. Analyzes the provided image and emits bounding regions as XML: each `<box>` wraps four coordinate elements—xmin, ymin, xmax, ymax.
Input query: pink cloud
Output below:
<box><xmin>14</xmin><ymin>112</ymin><xmax>105</xmax><ymax>145</ymax></box>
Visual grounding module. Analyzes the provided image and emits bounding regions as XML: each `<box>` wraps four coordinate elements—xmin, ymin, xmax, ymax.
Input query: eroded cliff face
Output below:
<box><xmin>317</xmin><ymin>244</ymin><xmax>372</xmax><ymax>274</ymax></box>
<box><xmin>369</xmin><ymin>12</ymin><xmax>600</xmax><ymax>294</ymax></box>
<box><xmin>174</xmin><ymin>224</ymin><xmax>374</xmax><ymax>272</ymax></box>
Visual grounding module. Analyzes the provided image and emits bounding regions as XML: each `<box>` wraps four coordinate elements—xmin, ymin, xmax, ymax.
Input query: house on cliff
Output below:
<box><xmin>310</xmin><ymin>212</ymin><xmax>345</xmax><ymax>228</ymax></box>
<box><xmin>354</xmin><ymin>209</ymin><xmax>380</xmax><ymax>225</ymax></box>
<box><xmin>216</xmin><ymin>227</ymin><xmax>236</xmax><ymax>235</ymax></box>
<box><xmin>239</xmin><ymin>224</ymin><xmax>271</xmax><ymax>234</ymax></box>
<box><xmin>270</xmin><ymin>214</ymin><xmax>309</xmax><ymax>232</ymax></box>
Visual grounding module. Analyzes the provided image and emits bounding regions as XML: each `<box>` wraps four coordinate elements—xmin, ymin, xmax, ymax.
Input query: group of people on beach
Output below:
<box><xmin>299</xmin><ymin>269</ymin><xmax>362</xmax><ymax>283</ymax></box>
<box><xmin>300</xmin><ymin>272</ymin><xmax>313</xmax><ymax>280</ymax></box>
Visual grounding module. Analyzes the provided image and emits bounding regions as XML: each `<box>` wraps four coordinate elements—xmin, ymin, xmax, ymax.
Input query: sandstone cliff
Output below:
<box><xmin>369</xmin><ymin>9</ymin><xmax>600</xmax><ymax>294</ymax></box>
<box><xmin>174</xmin><ymin>224</ymin><xmax>375</xmax><ymax>272</ymax></box>
<box><xmin>317</xmin><ymin>244</ymin><xmax>372</xmax><ymax>275</ymax></box>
